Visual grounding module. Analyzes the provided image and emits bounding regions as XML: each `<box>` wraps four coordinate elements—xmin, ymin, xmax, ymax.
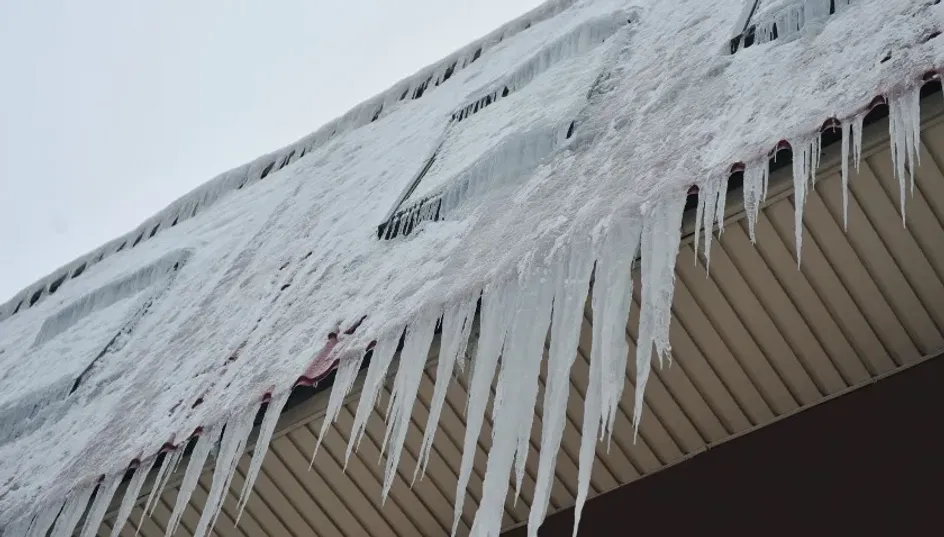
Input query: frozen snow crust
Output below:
<box><xmin>1</xmin><ymin>0</ymin><xmax>942</xmax><ymax>535</ymax></box>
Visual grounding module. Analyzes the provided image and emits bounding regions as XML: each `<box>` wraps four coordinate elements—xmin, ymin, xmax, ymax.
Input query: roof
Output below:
<box><xmin>1</xmin><ymin>0</ymin><xmax>941</xmax><ymax>534</ymax></box>
<box><xmin>142</xmin><ymin>94</ymin><xmax>944</xmax><ymax>536</ymax></box>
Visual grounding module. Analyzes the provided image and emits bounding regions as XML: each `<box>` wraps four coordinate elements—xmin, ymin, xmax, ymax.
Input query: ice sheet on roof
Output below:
<box><xmin>1</xmin><ymin>0</ymin><xmax>941</xmax><ymax>533</ymax></box>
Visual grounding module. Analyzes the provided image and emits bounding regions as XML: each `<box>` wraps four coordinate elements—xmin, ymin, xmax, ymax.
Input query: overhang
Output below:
<box><xmin>94</xmin><ymin>86</ymin><xmax>944</xmax><ymax>536</ymax></box>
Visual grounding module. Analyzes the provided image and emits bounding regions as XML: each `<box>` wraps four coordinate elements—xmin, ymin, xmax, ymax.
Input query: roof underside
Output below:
<box><xmin>96</xmin><ymin>95</ymin><xmax>944</xmax><ymax>537</ymax></box>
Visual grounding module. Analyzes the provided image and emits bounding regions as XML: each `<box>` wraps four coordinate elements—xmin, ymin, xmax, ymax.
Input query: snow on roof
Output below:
<box><xmin>1</xmin><ymin>0</ymin><xmax>941</xmax><ymax>534</ymax></box>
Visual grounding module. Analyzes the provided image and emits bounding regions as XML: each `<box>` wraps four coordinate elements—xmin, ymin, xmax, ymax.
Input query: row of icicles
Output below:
<box><xmin>2</xmin><ymin>81</ymin><xmax>929</xmax><ymax>537</ymax></box>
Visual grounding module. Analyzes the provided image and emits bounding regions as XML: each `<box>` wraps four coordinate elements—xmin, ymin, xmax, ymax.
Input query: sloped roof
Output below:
<box><xmin>1</xmin><ymin>0</ymin><xmax>941</xmax><ymax>534</ymax></box>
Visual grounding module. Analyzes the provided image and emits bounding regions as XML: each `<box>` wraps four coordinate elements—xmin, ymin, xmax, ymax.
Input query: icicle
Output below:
<box><xmin>811</xmin><ymin>133</ymin><xmax>822</xmax><ymax>186</ymax></box>
<box><xmin>237</xmin><ymin>390</ymin><xmax>290</xmax><ymax>523</ymax></box>
<box><xmin>575</xmin><ymin>216</ymin><xmax>642</xmax><ymax>537</ymax></box>
<box><xmin>596</xmin><ymin>220</ymin><xmax>642</xmax><ymax>442</ymax></box>
<box><xmin>314</xmin><ymin>353</ymin><xmax>365</xmax><ymax>465</ymax></box>
<box><xmin>142</xmin><ymin>447</ymin><xmax>182</xmax><ymax>523</ymax></box>
<box><xmin>194</xmin><ymin>410</ymin><xmax>256</xmax><ymax>537</ymax></box>
<box><xmin>889</xmin><ymin>87</ymin><xmax>922</xmax><ymax>226</ymax></box>
<box><xmin>49</xmin><ymin>484</ymin><xmax>95</xmax><ymax>537</ymax></box>
<box><xmin>742</xmin><ymin>161</ymin><xmax>769</xmax><ymax>242</ymax></box>
<box><xmin>414</xmin><ymin>295</ymin><xmax>477</xmax><ymax>483</ymax></box>
<box><xmin>165</xmin><ymin>426</ymin><xmax>220</xmax><ymax>537</ymax></box>
<box><xmin>452</xmin><ymin>282</ymin><xmax>518</xmax><ymax>536</ymax></box>
<box><xmin>693</xmin><ymin>185</ymin><xmax>704</xmax><ymax>263</ymax></box>
<box><xmin>697</xmin><ymin>174</ymin><xmax>726</xmax><ymax>271</ymax></box>
<box><xmin>791</xmin><ymin>137</ymin><xmax>818</xmax><ymax>267</ymax></box>
<box><xmin>839</xmin><ymin>112</ymin><xmax>867</xmax><ymax>230</ymax></box>
<box><xmin>24</xmin><ymin>499</ymin><xmax>64</xmax><ymax>537</ymax></box>
<box><xmin>852</xmin><ymin>113</ymin><xmax>864</xmax><ymax>170</ymax></box>
<box><xmin>510</xmin><ymin>269</ymin><xmax>557</xmax><ymax>503</ymax></box>
<box><xmin>841</xmin><ymin>119</ymin><xmax>852</xmax><ymax>229</ymax></box>
<box><xmin>714</xmin><ymin>174</ymin><xmax>729</xmax><ymax>237</ymax></box>
<box><xmin>79</xmin><ymin>474</ymin><xmax>122</xmax><ymax>537</ymax></box>
<box><xmin>528</xmin><ymin>245</ymin><xmax>594</xmax><ymax>537</ymax></box>
<box><xmin>379</xmin><ymin>316</ymin><xmax>437</xmax><ymax>501</ymax></box>
<box><xmin>111</xmin><ymin>458</ymin><xmax>155</xmax><ymax>537</ymax></box>
<box><xmin>633</xmin><ymin>195</ymin><xmax>686</xmax><ymax>438</ymax></box>
<box><xmin>346</xmin><ymin>332</ymin><xmax>401</xmax><ymax>467</ymax></box>
<box><xmin>471</xmin><ymin>268</ymin><xmax>555</xmax><ymax>537</ymax></box>
<box><xmin>575</xmin><ymin>351</ymin><xmax>601</xmax><ymax>537</ymax></box>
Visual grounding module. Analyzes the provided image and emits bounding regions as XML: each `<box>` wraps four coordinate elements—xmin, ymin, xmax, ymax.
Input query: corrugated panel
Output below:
<box><xmin>103</xmin><ymin>98</ymin><xmax>944</xmax><ymax>536</ymax></box>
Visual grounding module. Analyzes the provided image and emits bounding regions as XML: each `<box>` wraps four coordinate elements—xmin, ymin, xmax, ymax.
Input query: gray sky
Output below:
<box><xmin>0</xmin><ymin>0</ymin><xmax>543</xmax><ymax>302</ymax></box>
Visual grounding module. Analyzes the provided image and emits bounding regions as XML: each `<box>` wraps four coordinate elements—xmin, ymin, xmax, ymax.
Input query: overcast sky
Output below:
<box><xmin>0</xmin><ymin>0</ymin><xmax>543</xmax><ymax>302</ymax></box>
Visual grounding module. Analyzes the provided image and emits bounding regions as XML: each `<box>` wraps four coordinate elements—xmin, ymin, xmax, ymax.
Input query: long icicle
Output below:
<box><xmin>380</xmin><ymin>315</ymin><xmax>437</xmax><ymax>503</ymax></box>
<box><xmin>111</xmin><ymin>457</ymin><xmax>156</xmax><ymax>537</ymax></box>
<box><xmin>841</xmin><ymin>118</ymin><xmax>852</xmax><ymax>229</ymax></box>
<box><xmin>452</xmin><ymin>281</ymin><xmax>518</xmax><ymax>536</ymax></box>
<box><xmin>346</xmin><ymin>332</ymin><xmax>401</xmax><ymax>467</ymax></box>
<box><xmin>414</xmin><ymin>295</ymin><xmax>477</xmax><ymax>484</ymax></box>
<box><xmin>79</xmin><ymin>474</ymin><xmax>123</xmax><ymax>537</ymax></box>
<box><xmin>633</xmin><ymin>194</ymin><xmax>686</xmax><ymax>438</ymax></box>
<box><xmin>471</xmin><ymin>268</ymin><xmax>555</xmax><ymax>537</ymax></box>
<box><xmin>852</xmin><ymin>112</ymin><xmax>864</xmax><ymax>173</ymax></box>
<box><xmin>574</xmin><ymin>215</ymin><xmax>641</xmax><ymax>537</ymax></box>
<box><xmin>237</xmin><ymin>390</ymin><xmax>290</xmax><ymax>523</ymax></box>
<box><xmin>314</xmin><ymin>351</ymin><xmax>366</xmax><ymax>465</ymax></box>
<box><xmin>888</xmin><ymin>86</ymin><xmax>922</xmax><ymax>227</ymax></box>
<box><xmin>599</xmin><ymin>218</ymin><xmax>643</xmax><ymax>441</ymax></box>
<box><xmin>693</xmin><ymin>181</ymin><xmax>705</xmax><ymax>265</ymax></box>
<box><xmin>194</xmin><ymin>409</ymin><xmax>256</xmax><ymax>537</ymax></box>
<box><xmin>49</xmin><ymin>484</ymin><xmax>95</xmax><ymax>537</ymax></box>
<box><xmin>528</xmin><ymin>244</ymin><xmax>594</xmax><ymax>537</ymax></box>
<box><xmin>714</xmin><ymin>173</ymin><xmax>729</xmax><ymax>239</ymax></box>
<box><xmin>742</xmin><ymin>160</ymin><xmax>769</xmax><ymax>242</ymax></box>
<box><xmin>697</xmin><ymin>174</ymin><xmax>727</xmax><ymax>272</ymax></box>
<box><xmin>791</xmin><ymin>137</ymin><xmax>817</xmax><ymax>267</ymax></box>
<box><xmin>142</xmin><ymin>446</ymin><xmax>183</xmax><ymax>522</ymax></box>
<box><xmin>25</xmin><ymin>498</ymin><xmax>65</xmax><ymax>537</ymax></box>
<box><xmin>165</xmin><ymin>426</ymin><xmax>220</xmax><ymax>537</ymax></box>
<box><xmin>511</xmin><ymin>267</ymin><xmax>557</xmax><ymax>504</ymax></box>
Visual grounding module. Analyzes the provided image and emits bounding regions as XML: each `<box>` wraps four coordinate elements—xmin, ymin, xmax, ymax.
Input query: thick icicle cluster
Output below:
<box><xmin>889</xmin><ymin>87</ymin><xmax>922</xmax><ymax>226</ymax></box>
<box><xmin>0</xmin><ymin>75</ymin><xmax>931</xmax><ymax>537</ymax></box>
<box><xmin>320</xmin><ymin>86</ymin><xmax>927</xmax><ymax>537</ymax></box>
<box><xmin>693</xmin><ymin>173</ymin><xmax>729</xmax><ymax>271</ymax></box>
<box><xmin>312</xmin><ymin>193</ymin><xmax>693</xmax><ymax>537</ymax></box>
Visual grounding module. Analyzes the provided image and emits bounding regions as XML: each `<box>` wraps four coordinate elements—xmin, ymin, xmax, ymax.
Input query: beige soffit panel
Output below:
<box><xmin>101</xmin><ymin>94</ymin><xmax>944</xmax><ymax>537</ymax></box>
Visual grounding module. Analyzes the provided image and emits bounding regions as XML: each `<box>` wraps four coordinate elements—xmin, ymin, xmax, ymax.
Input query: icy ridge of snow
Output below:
<box><xmin>747</xmin><ymin>0</ymin><xmax>858</xmax><ymax>44</ymax></box>
<box><xmin>33</xmin><ymin>249</ymin><xmax>192</xmax><ymax>347</ymax></box>
<box><xmin>1</xmin><ymin>0</ymin><xmax>942</xmax><ymax>532</ymax></box>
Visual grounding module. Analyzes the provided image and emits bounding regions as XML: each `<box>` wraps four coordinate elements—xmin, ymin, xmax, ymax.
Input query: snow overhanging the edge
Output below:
<box><xmin>1</xmin><ymin>0</ymin><xmax>942</xmax><ymax>535</ymax></box>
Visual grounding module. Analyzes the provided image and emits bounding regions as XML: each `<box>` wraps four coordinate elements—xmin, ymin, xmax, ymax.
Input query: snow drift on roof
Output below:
<box><xmin>1</xmin><ymin>0</ymin><xmax>942</xmax><ymax>535</ymax></box>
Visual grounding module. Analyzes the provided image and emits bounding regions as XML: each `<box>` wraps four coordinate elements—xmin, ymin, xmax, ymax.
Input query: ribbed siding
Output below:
<box><xmin>104</xmin><ymin>98</ymin><xmax>944</xmax><ymax>537</ymax></box>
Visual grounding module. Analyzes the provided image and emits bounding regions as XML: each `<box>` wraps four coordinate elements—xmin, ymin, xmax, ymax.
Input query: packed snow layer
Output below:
<box><xmin>1</xmin><ymin>0</ymin><xmax>941</xmax><ymax>534</ymax></box>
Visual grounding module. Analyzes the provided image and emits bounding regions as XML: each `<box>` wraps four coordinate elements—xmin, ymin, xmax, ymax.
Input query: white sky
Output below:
<box><xmin>0</xmin><ymin>0</ymin><xmax>543</xmax><ymax>302</ymax></box>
